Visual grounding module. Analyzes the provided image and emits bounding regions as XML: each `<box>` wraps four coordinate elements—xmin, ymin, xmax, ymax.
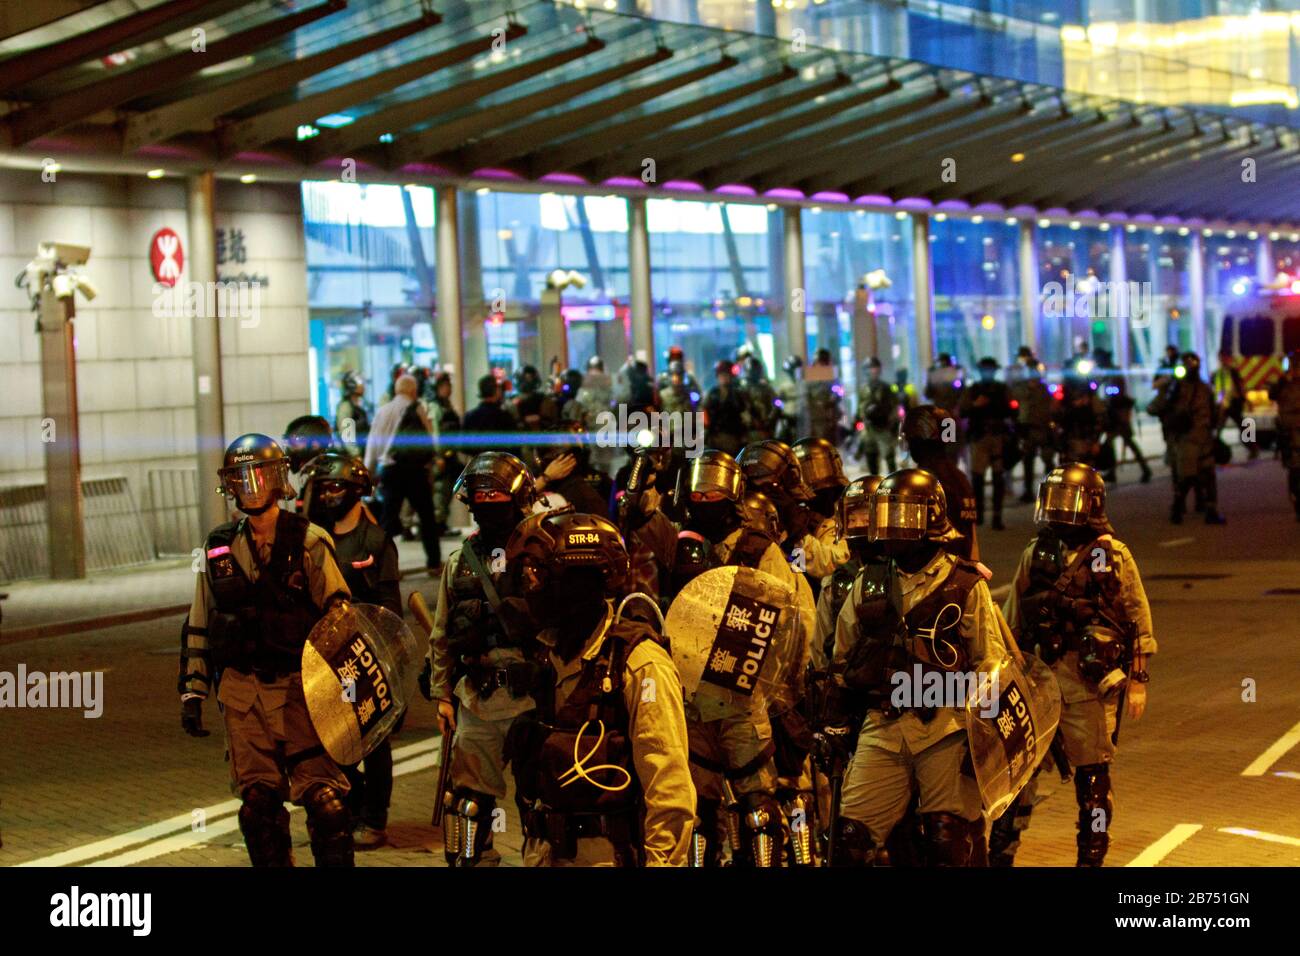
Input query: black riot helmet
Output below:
<box><xmin>738</xmin><ymin>490</ymin><xmax>782</xmax><ymax>542</ymax></box>
<box><xmin>282</xmin><ymin>415</ymin><xmax>334</xmax><ymax>474</ymax></box>
<box><xmin>506</xmin><ymin>511</ymin><xmax>632</xmax><ymax>631</ymax></box>
<box><xmin>1035</xmin><ymin>463</ymin><xmax>1112</xmax><ymax>534</ymax></box>
<box><xmin>793</xmin><ymin>437</ymin><xmax>848</xmax><ymax>493</ymax></box>
<box><xmin>738</xmin><ymin>439</ymin><xmax>814</xmax><ymax>503</ymax></box>
<box><xmin>218</xmin><ymin>434</ymin><xmax>294</xmax><ymax>515</ymax></box>
<box><xmin>455</xmin><ymin>451</ymin><xmax>536</xmax><ymax>510</ymax></box>
<box><xmin>302</xmin><ymin>452</ymin><xmax>372</xmax><ymax>527</ymax></box>
<box><xmin>868</xmin><ymin>468</ymin><xmax>958</xmax><ymax>543</ymax></box>
<box><xmin>688</xmin><ymin>449</ymin><xmax>745</xmax><ymax>503</ymax></box>
<box><xmin>838</xmin><ymin>474</ymin><xmax>883</xmax><ymax>541</ymax></box>
<box><xmin>900</xmin><ymin>404</ymin><xmax>955</xmax><ymax>446</ymax></box>
<box><xmin>1180</xmin><ymin>351</ymin><xmax>1202</xmax><ymax>379</ymax></box>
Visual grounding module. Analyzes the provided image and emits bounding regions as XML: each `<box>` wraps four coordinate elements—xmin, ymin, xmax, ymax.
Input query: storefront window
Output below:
<box><xmin>803</xmin><ymin>207</ymin><xmax>917</xmax><ymax>405</ymax></box>
<box><xmin>1204</xmin><ymin>231</ymin><xmax>1259</xmax><ymax>357</ymax></box>
<box><xmin>930</xmin><ymin>215</ymin><xmax>1021</xmax><ymax>373</ymax></box>
<box><xmin>1124</xmin><ymin>226</ymin><xmax>1191</xmax><ymax>370</ymax></box>
<box><xmin>1036</xmin><ymin>222</ymin><xmax>1112</xmax><ymax>366</ymax></box>
<box><xmin>648</xmin><ymin>198</ymin><xmax>780</xmax><ymax>389</ymax></box>
<box><xmin>302</xmin><ymin>180</ymin><xmax>437</xmax><ymax>420</ymax></box>
<box><xmin>462</xmin><ymin>190</ymin><xmax>632</xmax><ymax>386</ymax></box>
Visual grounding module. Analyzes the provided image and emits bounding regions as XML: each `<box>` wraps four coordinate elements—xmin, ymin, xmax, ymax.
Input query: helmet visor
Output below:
<box><xmin>799</xmin><ymin>453</ymin><xmax>843</xmax><ymax>491</ymax></box>
<box><xmin>868</xmin><ymin>495</ymin><xmax>930</xmax><ymax>541</ymax></box>
<box><xmin>220</xmin><ymin>460</ymin><xmax>290</xmax><ymax>504</ymax></box>
<box><xmin>689</xmin><ymin>459</ymin><xmax>742</xmax><ymax>501</ymax></box>
<box><xmin>1035</xmin><ymin>483</ymin><xmax>1088</xmax><ymax>526</ymax></box>
<box><xmin>841</xmin><ymin>499</ymin><xmax>873</xmax><ymax>539</ymax></box>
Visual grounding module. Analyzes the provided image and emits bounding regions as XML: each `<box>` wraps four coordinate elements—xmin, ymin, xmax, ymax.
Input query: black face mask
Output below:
<box><xmin>687</xmin><ymin>501</ymin><xmax>738</xmax><ymax>542</ymax></box>
<box><xmin>1051</xmin><ymin>522</ymin><xmax>1097</xmax><ymax>547</ymax></box>
<box><xmin>810</xmin><ymin>488</ymin><xmax>841</xmax><ymax>521</ymax></box>
<box><xmin>848</xmin><ymin>539</ymin><xmax>881</xmax><ymax>564</ymax></box>
<box><xmin>882</xmin><ymin>538</ymin><xmax>941</xmax><ymax>573</ymax></box>
<box><xmin>307</xmin><ymin>483</ymin><xmax>361</xmax><ymax>527</ymax></box>
<box><xmin>473</xmin><ymin>503</ymin><xmax>519</xmax><ymax>544</ymax></box>
<box><xmin>528</xmin><ymin>568</ymin><xmax>607</xmax><ymax>659</ymax></box>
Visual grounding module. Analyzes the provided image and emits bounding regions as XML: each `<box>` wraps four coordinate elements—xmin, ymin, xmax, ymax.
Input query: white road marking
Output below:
<box><xmin>17</xmin><ymin>735</ymin><xmax>443</xmax><ymax>867</ymax></box>
<box><xmin>1218</xmin><ymin>827</ymin><xmax>1300</xmax><ymax>848</ymax></box>
<box><xmin>1126</xmin><ymin>824</ymin><xmax>1203</xmax><ymax>866</ymax></box>
<box><xmin>1273</xmin><ymin>771</ymin><xmax>1300</xmax><ymax>780</ymax></box>
<box><xmin>1157</xmin><ymin>537</ymin><xmax>1196</xmax><ymax>548</ymax></box>
<box><xmin>1241</xmin><ymin>719</ymin><xmax>1300</xmax><ymax>776</ymax></box>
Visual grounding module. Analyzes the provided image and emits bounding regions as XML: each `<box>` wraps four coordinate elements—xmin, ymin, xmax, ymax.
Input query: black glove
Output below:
<box><xmin>417</xmin><ymin>658</ymin><xmax>433</xmax><ymax>701</ymax></box>
<box><xmin>181</xmin><ymin>697</ymin><xmax>209</xmax><ymax>737</ymax></box>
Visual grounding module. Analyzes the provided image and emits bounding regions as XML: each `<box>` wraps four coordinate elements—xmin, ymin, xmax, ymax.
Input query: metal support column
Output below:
<box><xmin>1189</xmin><ymin>230</ymin><xmax>1207</xmax><ymax>360</ymax></box>
<box><xmin>783</xmin><ymin>206</ymin><xmax>807</xmax><ymax>363</ymax></box>
<box><xmin>1017</xmin><ymin>219</ymin><xmax>1039</xmax><ymax>357</ymax></box>
<box><xmin>436</xmin><ymin>185</ymin><xmax>467</xmax><ymax>412</ymax></box>
<box><xmin>187</xmin><ymin>172</ymin><xmax>226</xmax><ymax>537</ymax></box>
<box><xmin>1109</xmin><ymin>227</ymin><xmax>1131</xmax><ymax>370</ymax></box>
<box><xmin>457</xmin><ymin>187</ymin><xmax>487</xmax><ymax>407</ymax></box>
<box><xmin>38</xmin><ymin>282</ymin><xmax>85</xmax><ymax>578</ymax></box>
<box><xmin>1257</xmin><ymin>233</ymin><xmax>1274</xmax><ymax>287</ymax></box>
<box><xmin>912</xmin><ymin>213</ymin><xmax>935</xmax><ymax>375</ymax></box>
<box><xmin>628</xmin><ymin>196</ymin><xmax>654</xmax><ymax>369</ymax></box>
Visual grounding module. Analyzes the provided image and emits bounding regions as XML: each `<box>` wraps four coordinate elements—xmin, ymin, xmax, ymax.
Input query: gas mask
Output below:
<box><xmin>472</xmin><ymin>501</ymin><xmax>519</xmax><ymax>544</ymax></box>
<box><xmin>687</xmin><ymin>498</ymin><xmax>738</xmax><ymax>542</ymax></box>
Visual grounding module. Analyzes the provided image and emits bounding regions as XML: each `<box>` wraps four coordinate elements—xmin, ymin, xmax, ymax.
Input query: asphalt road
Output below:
<box><xmin>2</xmin><ymin>452</ymin><xmax>1298</xmax><ymax>867</ymax></box>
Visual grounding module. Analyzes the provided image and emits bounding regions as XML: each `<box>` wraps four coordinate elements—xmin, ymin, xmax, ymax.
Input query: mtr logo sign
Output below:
<box><xmin>149</xmin><ymin>228</ymin><xmax>184</xmax><ymax>287</ymax></box>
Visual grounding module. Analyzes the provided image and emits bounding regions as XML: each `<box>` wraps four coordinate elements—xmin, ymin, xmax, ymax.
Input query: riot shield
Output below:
<box><xmin>664</xmin><ymin>566</ymin><xmax>798</xmax><ymax>710</ymax></box>
<box><xmin>965</xmin><ymin>652</ymin><xmax>1062</xmax><ymax>818</ymax></box>
<box><xmin>302</xmin><ymin>602</ymin><xmax>421</xmax><ymax>765</ymax></box>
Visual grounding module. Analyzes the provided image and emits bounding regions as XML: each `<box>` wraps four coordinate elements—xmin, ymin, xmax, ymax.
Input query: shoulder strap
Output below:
<box><xmin>1051</xmin><ymin>535</ymin><xmax>1109</xmax><ymax>597</ymax></box>
<box><xmin>460</xmin><ymin>536</ymin><xmax>503</xmax><ymax>610</ymax></box>
<box><xmin>728</xmin><ymin>529</ymin><xmax>773</xmax><ymax>568</ymax></box>
<box><xmin>206</xmin><ymin>520</ymin><xmax>241</xmax><ymax>551</ymax></box>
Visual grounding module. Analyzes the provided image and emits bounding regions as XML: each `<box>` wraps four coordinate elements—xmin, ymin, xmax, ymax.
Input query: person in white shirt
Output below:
<box><xmin>367</xmin><ymin>374</ymin><xmax>442</xmax><ymax>572</ymax></box>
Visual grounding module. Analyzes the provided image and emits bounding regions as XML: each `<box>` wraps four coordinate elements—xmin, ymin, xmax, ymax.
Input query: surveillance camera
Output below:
<box><xmin>38</xmin><ymin>242</ymin><xmax>91</xmax><ymax>267</ymax></box>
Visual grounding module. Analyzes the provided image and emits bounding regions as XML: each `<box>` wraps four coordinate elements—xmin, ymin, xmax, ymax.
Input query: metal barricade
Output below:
<box><xmin>146</xmin><ymin>467</ymin><xmax>201</xmax><ymax>558</ymax></box>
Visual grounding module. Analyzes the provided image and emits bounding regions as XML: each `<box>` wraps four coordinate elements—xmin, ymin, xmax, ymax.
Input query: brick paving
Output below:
<box><xmin>2</xmin><ymin>451</ymin><xmax>1299</xmax><ymax>867</ymax></box>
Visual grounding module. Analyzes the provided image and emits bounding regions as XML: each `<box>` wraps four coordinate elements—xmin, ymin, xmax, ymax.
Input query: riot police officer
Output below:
<box><xmin>998</xmin><ymin>463</ymin><xmax>1155</xmax><ymax>866</ymax></box>
<box><xmin>790</xmin><ymin>437</ymin><xmax>852</xmax><ymax>591</ymax></box>
<box><xmin>829</xmin><ymin>469</ymin><xmax>1008</xmax><ymax>866</ymax></box>
<box><xmin>1148</xmin><ymin>352</ymin><xmax>1225</xmax><ymax>525</ymax></box>
<box><xmin>302</xmin><ymin>452</ymin><xmax>400</xmax><ymax>849</ymax></box>
<box><xmin>1008</xmin><ymin>348</ymin><xmax>1058</xmax><ymax>502</ymax></box>
<box><xmin>532</xmin><ymin>422</ymin><xmax>613</xmax><ymax>517</ymax></box>
<box><xmin>959</xmin><ymin>357</ymin><xmax>1014</xmax><ymax>531</ymax></box>
<box><xmin>505</xmin><ymin>512</ymin><xmax>695</xmax><ymax>865</ymax></box>
<box><xmin>813</xmin><ymin>475</ymin><xmax>883</xmax><ymax>668</ymax></box>
<box><xmin>673</xmin><ymin>450</ymin><xmax>790</xmax><ymax>865</ymax></box>
<box><xmin>740</xmin><ymin>354</ymin><xmax>780</xmax><ymax>443</ymax></box>
<box><xmin>427</xmin><ymin>452</ymin><xmax>538</xmax><ymax>866</ymax></box>
<box><xmin>179</xmin><ymin>434</ymin><xmax>354</xmax><ymax>867</ymax></box>
<box><xmin>856</xmin><ymin>358</ymin><xmax>900</xmax><ymax>474</ymax></box>
<box><xmin>900</xmin><ymin>405</ymin><xmax>980</xmax><ymax>562</ymax></box>
<box><xmin>1271</xmin><ymin>350</ymin><xmax>1300</xmax><ymax>520</ymax></box>
<box><xmin>283</xmin><ymin>414</ymin><xmax>334</xmax><ymax>504</ymax></box>
<box><xmin>335</xmin><ymin>370</ymin><xmax>371</xmax><ymax>459</ymax></box>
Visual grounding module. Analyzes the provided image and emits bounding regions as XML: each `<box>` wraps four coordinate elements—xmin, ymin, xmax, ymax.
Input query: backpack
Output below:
<box><xmin>392</xmin><ymin>400</ymin><xmax>434</xmax><ymax>466</ymax></box>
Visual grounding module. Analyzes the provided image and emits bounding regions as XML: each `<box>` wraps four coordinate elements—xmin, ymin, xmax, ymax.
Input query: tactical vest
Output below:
<box><xmin>446</xmin><ymin>536</ymin><xmax>516</xmax><ymax>661</ymax></box>
<box><xmin>333</xmin><ymin>517</ymin><xmax>389</xmax><ymax>605</ymax></box>
<box><xmin>510</xmin><ymin>620</ymin><xmax>657</xmax><ymax>861</ymax></box>
<box><xmin>204</xmin><ymin>511</ymin><xmax>321</xmax><ymax>677</ymax></box>
<box><xmin>842</xmin><ymin>559</ymin><xmax>982</xmax><ymax>703</ymax></box>
<box><xmin>1021</xmin><ymin>528</ymin><xmax>1124</xmax><ymax>666</ymax></box>
<box><xmin>820</xmin><ymin>558</ymin><xmax>862</xmax><ymax>663</ymax></box>
<box><xmin>724</xmin><ymin>528</ymin><xmax>776</xmax><ymax>570</ymax></box>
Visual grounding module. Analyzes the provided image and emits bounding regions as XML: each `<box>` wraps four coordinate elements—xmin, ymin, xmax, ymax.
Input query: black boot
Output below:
<box><xmin>991</xmin><ymin>472</ymin><xmax>1006</xmax><ymax>530</ymax></box>
<box><xmin>972</xmin><ymin>474</ymin><xmax>986</xmax><ymax>526</ymax></box>
<box><xmin>238</xmin><ymin>784</ymin><xmax>293</xmax><ymax>867</ymax></box>
<box><xmin>923</xmin><ymin>812</ymin><xmax>977</xmax><ymax>867</ymax></box>
<box><xmin>1074</xmin><ymin>764</ymin><xmax>1113</xmax><ymax>867</ymax></box>
<box><xmin>830</xmin><ymin>817</ymin><xmax>877</xmax><ymax>867</ymax></box>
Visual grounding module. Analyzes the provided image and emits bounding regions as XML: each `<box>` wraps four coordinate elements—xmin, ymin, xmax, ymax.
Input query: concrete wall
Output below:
<box><xmin>0</xmin><ymin>169</ymin><xmax>310</xmax><ymax>525</ymax></box>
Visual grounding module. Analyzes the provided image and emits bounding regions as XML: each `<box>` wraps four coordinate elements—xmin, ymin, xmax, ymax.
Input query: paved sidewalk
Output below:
<box><xmin>0</xmin><ymin>535</ymin><xmax>462</xmax><ymax>642</ymax></box>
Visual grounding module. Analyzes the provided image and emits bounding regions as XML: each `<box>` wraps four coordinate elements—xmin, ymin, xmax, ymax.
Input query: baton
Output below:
<box><xmin>408</xmin><ymin>592</ymin><xmax>454</xmax><ymax>827</ymax></box>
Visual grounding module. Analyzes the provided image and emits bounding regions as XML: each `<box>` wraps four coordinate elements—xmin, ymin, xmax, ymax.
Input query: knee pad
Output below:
<box><xmin>923</xmin><ymin>812</ymin><xmax>977</xmax><ymax>867</ymax></box>
<box><xmin>781</xmin><ymin>792</ymin><xmax>817</xmax><ymax>867</ymax></box>
<box><xmin>444</xmin><ymin>788</ymin><xmax>496</xmax><ymax>867</ymax></box>
<box><xmin>739</xmin><ymin>792</ymin><xmax>783</xmax><ymax>868</ymax></box>
<box><xmin>830</xmin><ymin>816</ymin><xmax>876</xmax><ymax>867</ymax></box>
<box><xmin>1074</xmin><ymin>763</ymin><xmax>1113</xmax><ymax>867</ymax></box>
<box><xmin>304</xmin><ymin>784</ymin><xmax>354</xmax><ymax>868</ymax></box>
<box><xmin>238</xmin><ymin>784</ymin><xmax>291</xmax><ymax>868</ymax></box>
